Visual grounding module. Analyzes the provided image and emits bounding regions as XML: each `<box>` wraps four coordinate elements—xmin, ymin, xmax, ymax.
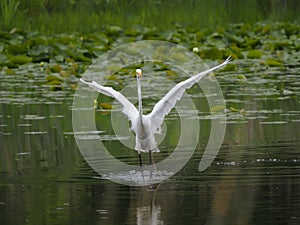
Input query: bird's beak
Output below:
<box><xmin>136</xmin><ymin>69</ymin><xmax>142</xmax><ymax>78</ymax></box>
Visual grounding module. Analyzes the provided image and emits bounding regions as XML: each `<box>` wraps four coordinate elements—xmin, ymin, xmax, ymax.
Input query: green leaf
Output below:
<box><xmin>28</xmin><ymin>44</ymin><xmax>51</xmax><ymax>61</ymax></box>
<box><xmin>221</xmin><ymin>63</ymin><xmax>237</xmax><ymax>72</ymax></box>
<box><xmin>8</xmin><ymin>55</ymin><xmax>32</xmax><ymax>65</ymax></box>
<box><xmin>5</xmin><ymin>67</ymin><xmax>15</xmax><ymax>75</ymax></box>
<box><xmin>200</xmin><ymin>47</ymin><xmax>223</xmax><ymax>60</ymax></box>
<box><xmin>169</xmin><ymin>52</ymin><xmax>188</xmax><ymax>62</ymax></box>
<box><xmin>6</xmin><ymin>44</ymin><xmax>28</xmax><ymax>54</ymax></box>
<box><xmin>230</xmin><ymin>107</ymin><xmax>240</xmax><ymax>112</ymax></box>
<box><xmin>46</xmin><ymin>74</ymin><xmax>63</xmax><ymax>82</ymax></box>
<box><xmin>237</xmin><ymin>74</ymin><xmax>247</xmax><ymax>80</ymax></box>
<box><xmin>247</xmin><ymin>49</ymin><xmax>264</xmax><ymax>59</ymax></box>
<box><xmin>49</xmin><ymin>64</ymin><xmax>62</xmax><ymax>73</ymax></box>
<box><xmin>265</xmin><ymin>58</ymin><xmax>284</xmax><ymax>67</ymax></box>
<box><xmin>48</xmin><ymin>80</ymin><xmax>62</xmax><ymax>85</ymax></box>
<box><xmin>210</xmin><ymin>105</ymin><xmax>226</xmax><ymax>112</ymax></box>
<box><xmin>100</xmin><ymin>103</ymin><xmax>113</xmax><ymax>109</ymax></box>
<box><xmin>224</xmin><ymin>33</ymin><xmax>244</xmax><ymax>45</ymax></box>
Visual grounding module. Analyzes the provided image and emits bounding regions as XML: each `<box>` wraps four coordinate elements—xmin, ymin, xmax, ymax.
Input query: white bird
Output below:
<box><xmin>80</xmin><ymin>56</ymin><xmax>231</xmax><ymax>166</ymax></box>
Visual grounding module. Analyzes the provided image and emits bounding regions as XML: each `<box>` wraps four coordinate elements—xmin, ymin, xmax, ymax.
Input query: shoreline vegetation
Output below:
<box><xmin>0</xmin><ymin>0</ymin><xmax>299</xmax><ymax>90</ymax></box>
<box><xmin>0</xmin><ymin>0</ymin><xmax>299</xmax><ymax>33</ymax></box>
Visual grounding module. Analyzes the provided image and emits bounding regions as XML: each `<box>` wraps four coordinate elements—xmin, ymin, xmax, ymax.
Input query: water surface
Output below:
<box><xmin>1</xmin><ymin>56</ymin><xmax>300</xmax><ymax>225</ymax></box>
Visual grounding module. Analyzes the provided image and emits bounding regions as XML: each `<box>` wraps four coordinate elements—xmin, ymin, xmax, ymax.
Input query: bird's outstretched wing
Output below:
<box><xmin>147</xmin><ymin>56</ymin><xmax>231</xmax><ymax>132</ymax></box>
<box><xmin>80</xmin><ymin>79</ymin><xmax>139</xmax><ymax>122</ymax></box>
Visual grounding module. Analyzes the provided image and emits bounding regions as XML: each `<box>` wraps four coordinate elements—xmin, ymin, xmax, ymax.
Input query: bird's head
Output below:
<box><xmin>136</xmin><ymin>69</ymin><xmax>142</xmax><ymax>78</ymax></box>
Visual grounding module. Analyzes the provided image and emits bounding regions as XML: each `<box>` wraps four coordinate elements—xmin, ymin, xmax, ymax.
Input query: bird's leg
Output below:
<box><xmin>149</xmin><ymin>150</ymin><xmax>156</xmax><ymax>165</ymax></box>
<box><xmin>138</xmin><ymin>153</ymin><xmax>142</xmax><ymax>167</ymax></box>
<box><xmin>137</xmin><ymin>152</ymin><xmax>145</xmax><ymax>181</ymax></box>
<box><xmin>149</xmin><ymin>150</ymin><xmax>152</xmax><ymax>165</ymax></box>
<box><xmin>149</xmin><ymin>150</ymin><xmax>157</xmax><ymax>172</ymax></box>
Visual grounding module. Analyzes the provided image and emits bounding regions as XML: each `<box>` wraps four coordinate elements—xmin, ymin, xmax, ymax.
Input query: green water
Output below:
<box><xmin>1</xmin><ymin>55</ymin><xmax>300</xmax><ymax>224</ymax></box>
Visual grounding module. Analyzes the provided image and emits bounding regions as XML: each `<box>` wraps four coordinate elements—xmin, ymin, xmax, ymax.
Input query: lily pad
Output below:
<box><xmin>237</xmin><ymin>74</ymin><xmax>247</xmax><ymax>81</ymax></box>
<box><xmin>28</xmin><ymin>44</ymin><xmax>51</xmax><ymax>62</ymax></box>
<box><xmin>221</xmin><ymin>63</ymin><xmax>237</xmax><ymax>72</ymax></box>
<box><xmin>165</xmin><ymin>70</ymin><xmax>177</xmax><ymax>76</ymax></box>
<box><xmin>49</xmin><ymin>64</ymin><xmax>62</xmax><ymax>73</ymax></box>
<box><xmin>60</xmin><ymin>70</ymin><xmax>70</xmax><ymax>77</ymax></box>
<box><xmin>210</xmin><ymin>105</ymin><xmax>226</xmax><ymax>112</ymax></box>
<box><xmin>247</xmin><ymin>49</ymin><xmax>264</xmax><ymax>59</ymax></box>
<box><xmin>99</xmin><ymin>103</ymin><xmax>113</xmax><ymax>110</ymax></box>
<box><xmin>224</xmin><ymin>32</ymin><xmax>244</xmax><ymax>45</ymax></box>
<box><xmin>200</xmin><ymin>47</ymin><xmax>223</xmax><ymax>60</ymax></box>
<box><xmin>6</xmin><ymin>44</ymin><xmax>28</xmax><ymax>54</ymax></box>
<box><xmin>169</xmin><ymin>52</ymin><xmax>188</xmax><ymax>62</ymax></box>
<box><xmin>48</xmin><ymin>80</ymin><xmax>62</xmax><ymax>85</ymax></box>
<box><xmin>8</xmin><ymin>55</ymin><xmax>32</xmax><ymax>65</ymax></box>
<box><xmin>5</xmin><ymin>67</ymin><xmax>15</xmax><ymax>75</ymax></box>
<box><xmin>46</xmin><ymin>74</ymin><xmax>63</xmax><ymax>82</ymax></box>
<box><xmin>265</xmin><ymin>58</ymin><xmax>284</xmax><ymax>67</ymax></box>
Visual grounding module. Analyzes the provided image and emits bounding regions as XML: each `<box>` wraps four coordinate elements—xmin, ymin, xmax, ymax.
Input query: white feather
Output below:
<box><xmin>80</xmin><ymin>56</ymin><xmax>231</xmax><ymax>153</ymax></box>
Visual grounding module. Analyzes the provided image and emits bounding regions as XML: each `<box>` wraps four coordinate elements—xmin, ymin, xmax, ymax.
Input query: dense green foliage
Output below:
<box><xmin>1</xmin><ymin>0</ymin><xmax>299</xmax><ymax>90</ymax></box>
<box><xmin>0</xmin><ymin>0</ymin><xmax>299</xmax><ymax>33</ymax></box>
<box><xmin>0</xmin><ymin>21</ymin><xmax>299</xmax><ymax>90</ymax></box>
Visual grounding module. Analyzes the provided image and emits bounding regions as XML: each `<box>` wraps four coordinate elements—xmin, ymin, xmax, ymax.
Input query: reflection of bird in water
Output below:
<box><xmin>137</xmin><ymin>204</ymin><xmax>162</xmax><ymax>225</ymax></box>
<box><xmin>136</xmin><ymin>184</ymin><xmax>163</xmax><ymax>225</ymax></box>
<box><xmin>80</xmin><ymin>57</ymin><xmax>231</xmax><ymax>166</ymax></box>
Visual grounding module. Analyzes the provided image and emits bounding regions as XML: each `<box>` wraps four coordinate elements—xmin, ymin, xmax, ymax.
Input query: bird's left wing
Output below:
<box><xmin>147</xmin><ymin>57</ymin><xmax>231</xmax><ymax>132</ymax></box>
<box><xmin>80</xmin><ymin>79</ymin><xmax>139</xmax><ymax>122</ymax></box>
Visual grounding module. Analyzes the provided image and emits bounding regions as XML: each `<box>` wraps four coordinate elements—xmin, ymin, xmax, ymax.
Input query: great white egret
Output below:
<box><xmin>80</xmin><ymin>56</ymin><xmax>231</xmax><ymax>166</ymax></box>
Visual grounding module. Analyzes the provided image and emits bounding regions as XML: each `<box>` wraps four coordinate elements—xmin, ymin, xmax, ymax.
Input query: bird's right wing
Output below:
<box><xmin>80</xmin><ymin>79</ymin><xmax>139</xmax><ymax>122</ymax></box>
<box><xmin>147</xmin><ymin>57</ymin><xmax>231</xmax><ymax>132</ymax></box>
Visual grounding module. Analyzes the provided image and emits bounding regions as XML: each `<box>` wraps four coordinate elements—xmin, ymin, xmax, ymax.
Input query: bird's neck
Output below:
<box><xmin>137</xmin><ymin>76</ymin><xmax>143</xmax><ymax>118</ymax></box>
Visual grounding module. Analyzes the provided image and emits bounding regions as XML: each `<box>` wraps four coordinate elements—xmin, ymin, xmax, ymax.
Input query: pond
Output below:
<box><xmin>1</xmin><ymin>23</ymin><xmax>300</xmax><ymax>224</ymax></box>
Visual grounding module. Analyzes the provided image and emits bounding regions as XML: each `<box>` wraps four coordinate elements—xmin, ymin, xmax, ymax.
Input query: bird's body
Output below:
<box><xmin>80</xmin><ymin>56</ymin><xmax>231</xmax><ymax>165</ymax></box>
<box><xmin>134</xmin><ymin>114</ymin><xmax>160</xmax><ymax>153</ymax></box>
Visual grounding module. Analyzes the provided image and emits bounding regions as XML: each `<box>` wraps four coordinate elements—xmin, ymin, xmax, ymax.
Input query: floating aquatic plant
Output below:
<box><xmin>0</xmin><ymin>21</ymin><xmax>299</xmax><ymax>91</ymax></box>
